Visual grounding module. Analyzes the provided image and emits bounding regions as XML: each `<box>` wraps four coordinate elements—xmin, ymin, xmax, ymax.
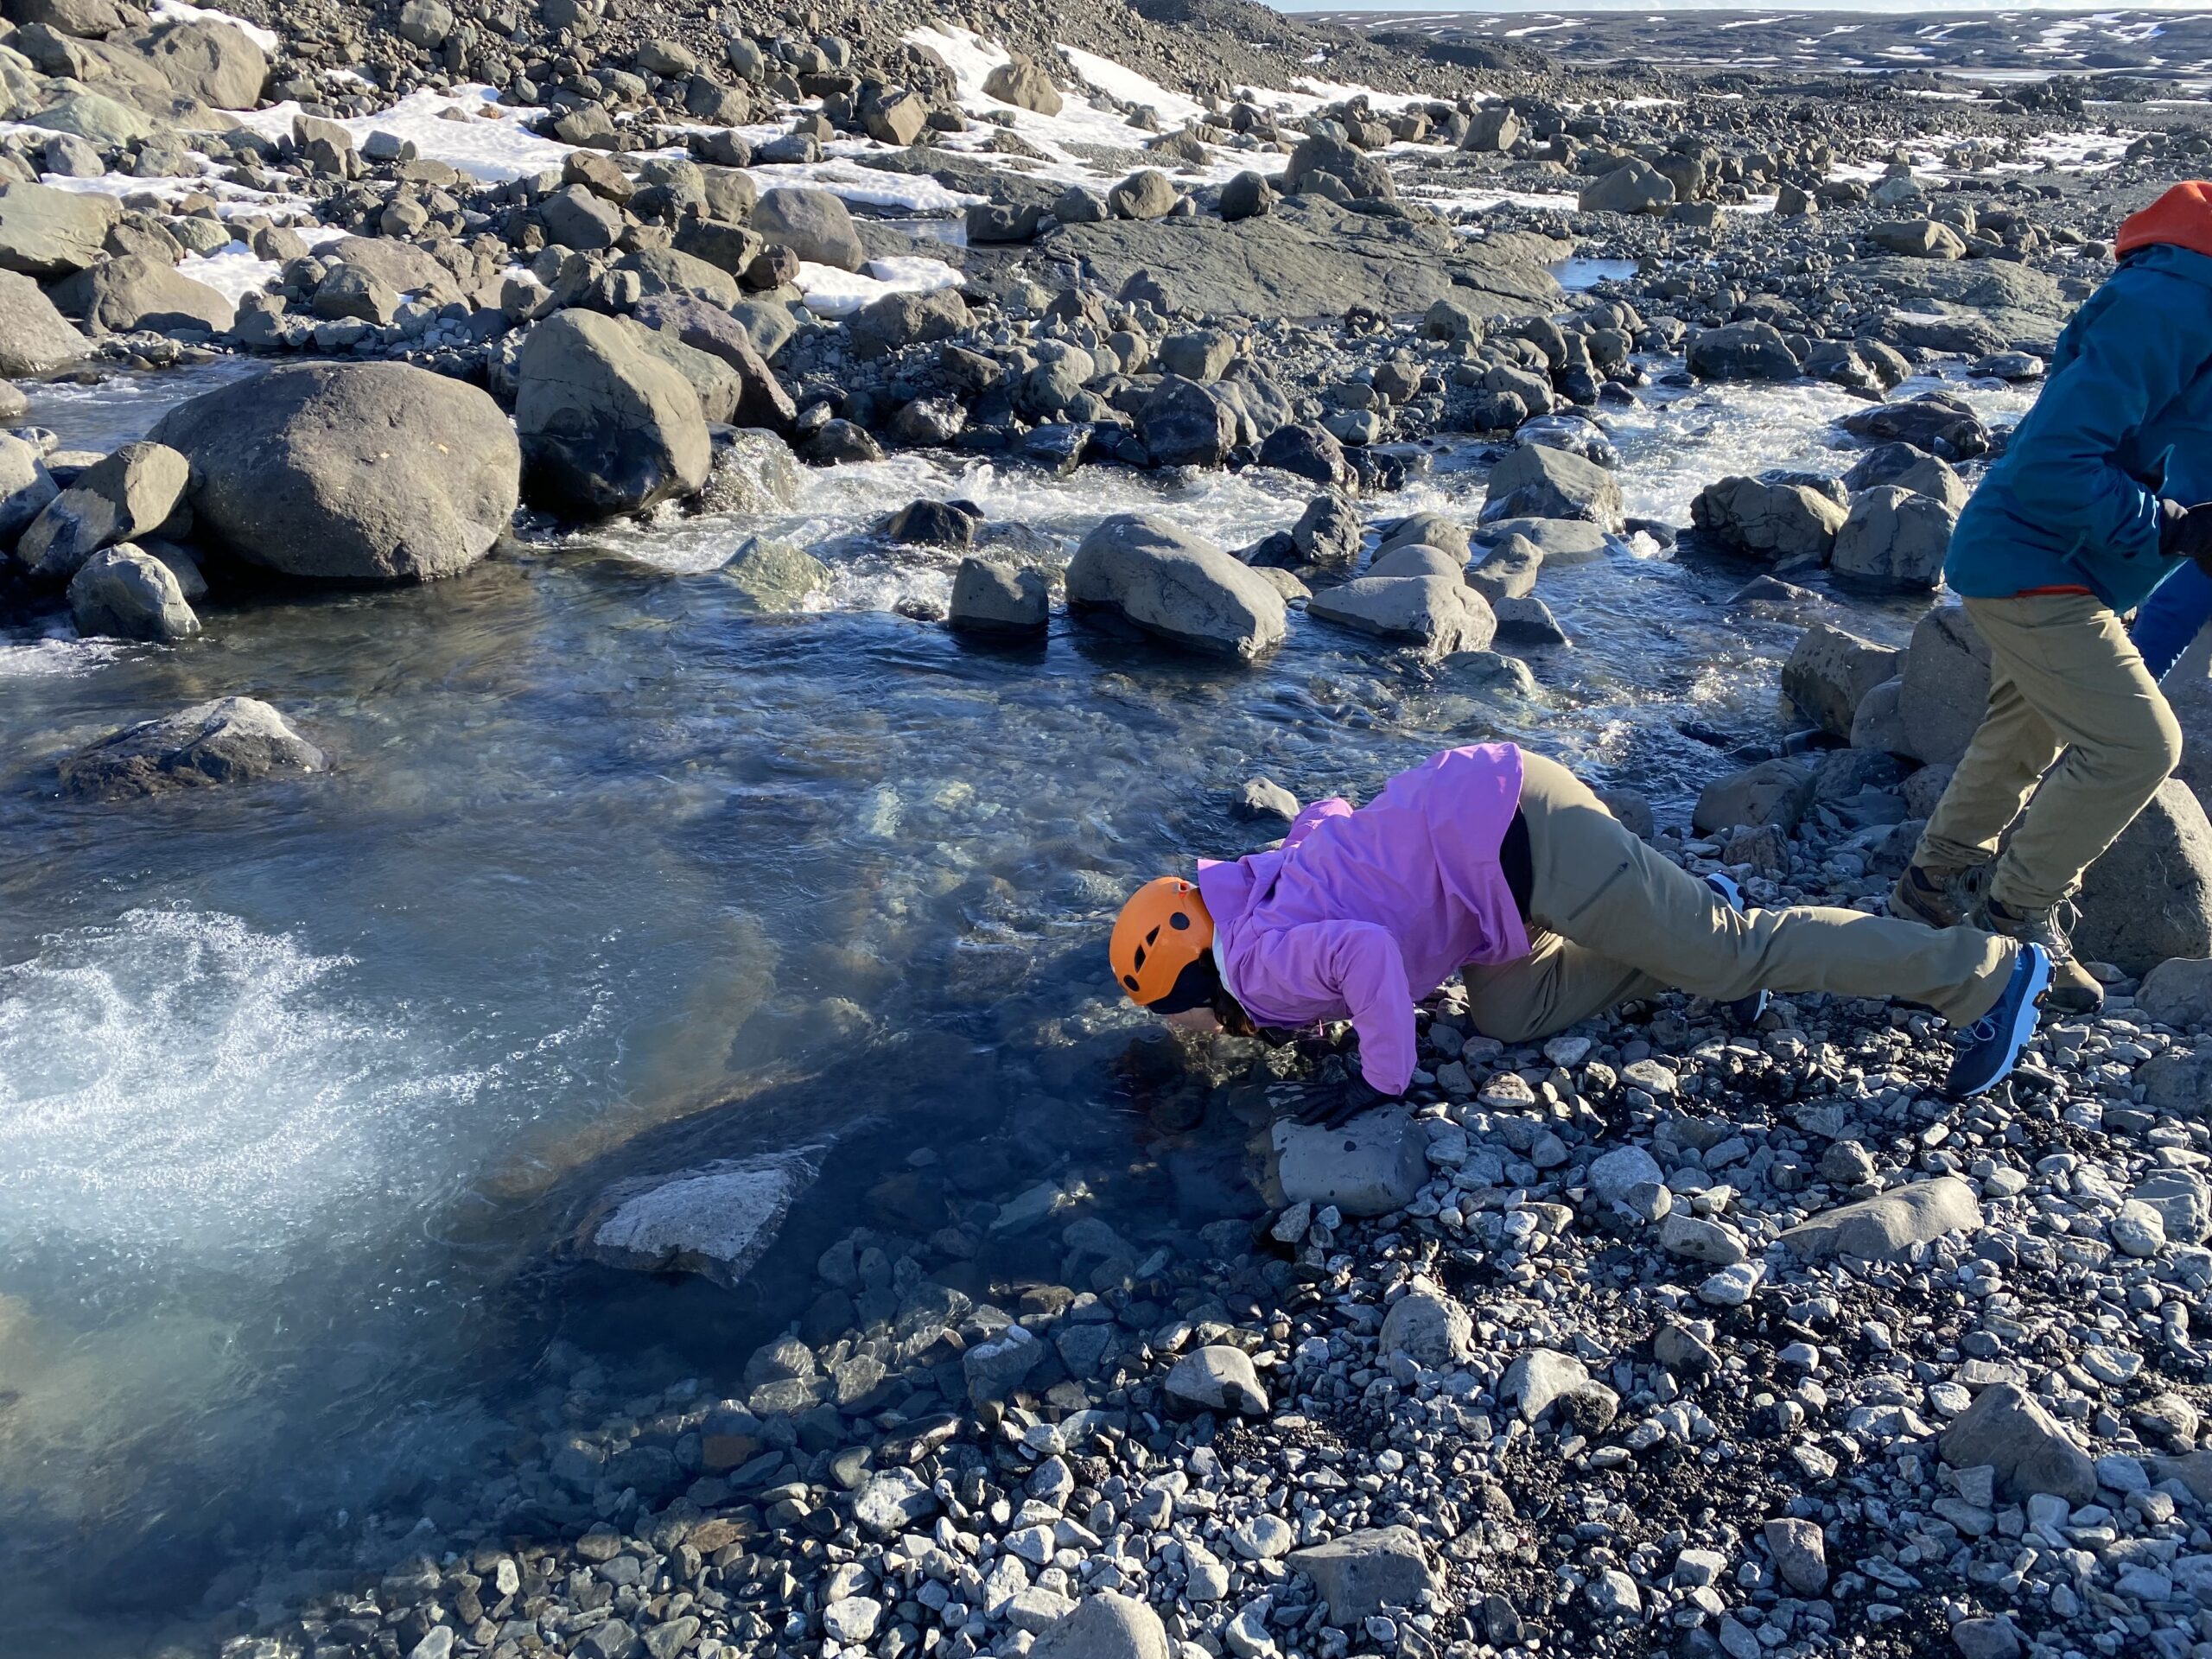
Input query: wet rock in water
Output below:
<box><xmin>1693</xmin><ymin>758</ymin><xmax>1815</xmax><ymax>835</ymax></box>
<box><xmin>1844</xmin><ymin>443</ymin><xmax>1968</xmax><ymax>512</ymax></box>
<box><xmin>1687</xmin><ymin>321</ymin><xmax>1801</xmax><ymax>383</ymax></box>
<box><xmin>1377</xmin><ymin>1287</ymin><xmax>1472</xmax><ymax>1364</ymax></box>
<box><xmin>1480</xmin><ymin>516</ymin><xmax>1611</xmax><ymax>565</ymax></box>
<box><xmin>1492</xmin><ymin>593</ymin><xmax>1567</xmax><ymax>646</ymax></box>
<box><xmin>1367</xmin><ymin>543</ymin><xmax>1462</xmax><ymax>581</ymax></box>
<box><xmin>56</xmin><ymin>252</ymin><xmax>234</xmax><ymax>335</ymax></box>
<box><xmin>982</xmin><ymin>54</ymin><xmax>1061</xmax><ymax>117</ymax></box>
<box><xmin>1941</xmin><ymin>1382</ymin><xmax>2097</xmax><ymax>1503</ymax></box>
<box><xmin>0</xmin><ymin>181</ymin><xmax>117</xmax><ymax>276</ymax></box>
<box><xmin>950</xmin><ymin>557</ymin><xmax>1049</xmax><ymax>635</ymax></box>
<box><xmin>1466</xmin><ymin>533</ymin><xmax>1541</xmax><ymax>602</ymax></box>
<box><xmin>883</xmin><ymin>499</ymin><xmax>976</xmax><ymax>547</ymax></box>
<box><xmin>515</xmin><ymin>310</ymin><xmax>709</xmax><ymax>518</ymax></box>
<box><xmin>1140</xmin><ymin>375</ymin><xmax>1236</xmax><ymax>468</ymax></box>
<box><xmin>1164</xmin><ymin>1345</ymin><xmax>1268</xmax><ymax>1415</ymax></box>
<box><xmin>1274</xmin><ymin>1108</ymin><xmax>1425</xmax><ymax>1216</ymax></box>
<box><xmin>2075</xmin><ymin>780</ymin><xmax>2212</xmax><ymax>974</ymax></box>
<box><xmin>1027</xmin><ymin>1592</ymin><xmax>1169</xmax><ymax>1659</ymax></box>
<box><xmin>1236</xmin><ymin>776</ymin><xmax>1300</xmax><ymax>822</ymax></box>
<box><xmin>1578</xmin><ymin>158</ymin><xmax>1674</xmax><ymax>214</ymax></box>
<box><xmin>1840</xmin><ymin>394</ymin><xmax>1989</xmax><ymax>461</ymax></box>
<box><xmin>0</xmin><ymin>432</ymin><xmax>57</xmax><ymax>541</ymax></box>
<box><xmin>1065</xmin><ymin>512</ymin><xmax>1287</xmax><ymax>661</ymax></box>
<box><xmin>1690</xmin><ymin>475</ymin><xmax>1847</xmax><ymax>562</ymax></box>
<box><xmin>1781</xmin><ymin>1176</ymin><xmax>1982</xmax><ymax>1261</ymax></box>
<box><xmin>1831</xmin><ymin>486</ymin><xmax>1955</xmax><ymax>591</ymax></box>
<box><xmin>1482</xmin><ymin>444</ymin><xmax>1624</xmax><ymax>533</ymax></box>
<box><xmin>721</xmin><ymin>536</ymin><xmax>828</xmax><ymax>613</ymax></box>
<box><xmin>60</xmin><ymin>696</ymin><xmax>323</xmax><ymax>798</ymax></box>
<box><xmin>67</xmin><ymin>543</ymin><xmax>198</xmax><ymax>642</ymax></box>
<box><xmin>800</xmin><ymin>419</ymin><xmax>883</xmax><ymax>466</ymax></box>
<box><xmin>577</xmin><ymin>1147</ymin><xmax>819</xmax><ymax>1288</ymax></box>
<box><xmin>150</xmin><ymin>362</ymin><xmax>519</xmax><ymax>582</ymax></box>
<box><xmin>752</xmin><ymin>187</ymin><xmax>865</xmax><ymax>271</ymax></box>
<box><xmin>13</xmin><ymin>439</ymin><xmax>187</xmax><ymax>582</ymax></box>
<box><xmin>1256</xmin><ymin>423</ymin><xmax>1351</xmax><ymax>489</ymax></box>
<box><xmin>697</xmin><ymin>428</ymin><xmax>802</xmax><ymax>515</ymax></box>
<box><xmin>1308</xmin><ymin>575</ymin><xmax>1497</xmax><ymax>659</ymax></box>
<box><xmin>1784</xmin><ymin>622</ymin><xmax>1902</xmax><ymax>741</ymax></box>
<box><xmin>1289</xmin><ymin>1528</ymin><xmax>1437</xmax><ymax>1624</ymax></box>
<box><xmin>0</xmin><ymin>269</ymin><xmax>85</xmax><ymax>375</ymax></box>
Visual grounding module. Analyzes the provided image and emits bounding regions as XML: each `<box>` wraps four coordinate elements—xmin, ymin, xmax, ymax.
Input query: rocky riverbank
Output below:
<box><xmin>4</xmin><ymin>0</ymin><xmax>2212</xmax><ymax>1657</ymax></box>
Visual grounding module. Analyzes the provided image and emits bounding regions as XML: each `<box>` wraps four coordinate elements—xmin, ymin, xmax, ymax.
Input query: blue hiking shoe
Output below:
<box><xmin>1945</xmin><ymin>944</ymin><xmax>2053</xmax><ymax>1101</ymax></box>
<box><xmin>1703</xmin><ymin>872</ymin><xmax>1770</xmax><ymax>1025</ymax></box>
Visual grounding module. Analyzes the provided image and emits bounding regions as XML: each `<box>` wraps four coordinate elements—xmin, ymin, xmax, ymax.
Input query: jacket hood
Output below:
<box><xmin>2118</xmin><ymin>181</ymin><xmax>2212</xmax><ymax>261</ymax></box>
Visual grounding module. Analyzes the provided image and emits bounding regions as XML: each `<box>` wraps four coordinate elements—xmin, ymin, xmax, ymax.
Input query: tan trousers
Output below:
<box><xmin>1915</xmin><ymin>594</ymin><xmax>2183</xmax><ymax>912</ymax></box>
<box><xmin>1461</xmin><ymin>753</ymin><xmax>2016</xmax><ymax>1044</ymax></box>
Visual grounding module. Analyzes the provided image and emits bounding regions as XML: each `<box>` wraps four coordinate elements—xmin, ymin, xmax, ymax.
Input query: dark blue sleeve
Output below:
<box><xmin>2133</xmin><ymin>561</ymin><xmax>2212</xmax><ymax>681</ymax></box>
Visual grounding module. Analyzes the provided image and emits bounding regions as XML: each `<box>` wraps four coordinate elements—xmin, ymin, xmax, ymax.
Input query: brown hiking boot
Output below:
<box><xmin>1974</xmin><ymin>894</ymin><xmax>2104</xmax><ymax>1015</ymax></box>
<box><xmin>1890</xmin><ymin>861</ymin><xmax>1981</xmax><ymax>931</ymax></box>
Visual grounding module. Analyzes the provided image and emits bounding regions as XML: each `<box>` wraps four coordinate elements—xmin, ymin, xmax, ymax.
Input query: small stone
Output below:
<box><xmin>1165</xmin><ymin>1345</ymin><xmax>1268</xmax><ymax>1415</ymax></box>
<box><xmin>1287</xmin><ymin>1527</ymin><xmax>1438</xmax><ymax>1624</ymax></box>
<box><xmin>1763</xmin><ymin>1517</ymin><xmax>1828</xmax><ymax>1593</ymax></box>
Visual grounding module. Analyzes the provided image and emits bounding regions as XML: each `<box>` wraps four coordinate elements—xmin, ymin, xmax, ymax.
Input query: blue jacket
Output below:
<box><xmin>1945</xmin><ymin>241</ymin><xmax>2212</xmax><ymax>613</ymax></box>
<box><xmin>2133</xmin><ymin>559</ymin><xmax>2212</xmax><ymax>678</ymax></box>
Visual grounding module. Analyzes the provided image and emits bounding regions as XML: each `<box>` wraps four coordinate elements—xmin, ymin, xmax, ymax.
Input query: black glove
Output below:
<box><xmin>1296</xmin><ymin>1072</ymin><xmax>1400</xmax><ymax>1128</ymax></box>
<box><xmin>2158</xmin><ymin>499</ymin><xmax>2212</xmax><ymax>571</ymax></box>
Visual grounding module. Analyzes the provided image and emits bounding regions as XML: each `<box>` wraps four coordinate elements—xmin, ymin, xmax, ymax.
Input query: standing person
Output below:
<box><xmin>1889</xmin><ymin>179</ymin><xmax>2212</xmax><ymax>1014</ymax></box>
<box><xmin>1110</xmin><ymin>743</ymin><xmax>2050</xmax><ymax>1119</ymax></box>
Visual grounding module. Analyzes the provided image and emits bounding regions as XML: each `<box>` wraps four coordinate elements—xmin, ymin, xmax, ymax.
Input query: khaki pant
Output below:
<box><xmin>1915</xmin><ymin>594</ymin><xmax>2183</xmax><ymax>912</ymax></box>
<box><xmin>1461</xmin><ymin>753</ymin><xmax>2016</xmax><ymax>1044</ymax></box>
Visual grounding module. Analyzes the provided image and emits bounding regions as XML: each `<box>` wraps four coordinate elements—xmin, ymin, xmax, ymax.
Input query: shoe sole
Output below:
<box><xmin>1955</xmin><ymin>950</ymin><xmax>2053</xmax><ymax>1099</ymax></box>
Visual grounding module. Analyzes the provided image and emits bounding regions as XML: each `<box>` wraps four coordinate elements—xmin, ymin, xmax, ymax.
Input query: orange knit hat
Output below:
<box><xmin>2116</xmin><ymin>181</ymin><xmax>2212</xmax><ymax>261</ymax></box>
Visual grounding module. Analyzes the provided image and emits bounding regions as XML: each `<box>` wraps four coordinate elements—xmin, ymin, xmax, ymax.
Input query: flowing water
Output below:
<box><xmin>0</xmin><ymin>360</ymin><xmax>2031</xmax><ymax>1652</ymax></box>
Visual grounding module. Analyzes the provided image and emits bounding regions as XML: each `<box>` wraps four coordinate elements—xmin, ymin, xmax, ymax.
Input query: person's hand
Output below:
<box><xmin>2158</xmin><ymin>499</ymin><xmax>2212</xmax><ymax>571</ymax></box>
<box><xmin>1295</xmin><ymin>1072</ymin><xmax>1399</xmax><ymax>1128</ymax></box>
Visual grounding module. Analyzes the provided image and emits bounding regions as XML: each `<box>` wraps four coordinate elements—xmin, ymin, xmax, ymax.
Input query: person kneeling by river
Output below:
<box><xmin>1109</xmin><ymin>743</ymin><xmax>2052</xmax><ymax>1119</ymax></box>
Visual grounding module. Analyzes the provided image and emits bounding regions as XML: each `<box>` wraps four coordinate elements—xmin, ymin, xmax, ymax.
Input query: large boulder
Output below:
<box><xmin>1894</xmin><ymin>603</ymin><xmax>1991</xmax><ymax>766</ymax></box>
<box><xmin>1283</xmin><ymin>135</ymin><xmax>1395</xmax><ymax>202</ymax></box>
<box><xmin>1784</xmin><ymin>622</ymin><xmax>1902</xmax><ymax>741</ymax></box>
<box><xmin>0</xmin><ymin>432</ymin><xmax>57</xmax><ymax>542</ymax></box>
<box><xmin>1482</xmin><ymin>443</ymin><xmax>1623</xmax><ymax>533</ymax></box>
<box><xmin>137</xmin><ymin>18</ymin><xmax>269</xmax><ymax>109</ymax></box>
<box><xmin>2075</xmin><ymin>780</ymin><xmax>2212</xmax><ymax>975</ymax></box>
<box><xmin>59</xmin><ymin>696</ymin><xmax>324</xmax><ymax>798</ymax></box>
<box><xmin>1831</xmin><ymin>485</ymin><xmax>1955</xmax><ymax>590</ymax></box>
<box><xmin>629</xmin><ymin>295</ymin><xmax>794</xmax><ymax>430</ymax></box>
<box><xmin>14</xmin><ymin>439</ymin><xmax>188</xmax><ymax>582</ymax></box>
<box><xmin>752</xmin><ymin>187</ymin><xmax>865</xmax><ymax>271</ymax></box>
<box><xmin>57</xmin><ymin>253</ymin><xmax>233</xmax><ymax>334</ymax></box>
<box><xmin>950</xmin><ymin>558</ymin><xmax>1050</xmax><ymax>635</ymax></box>
<box><xmin>1578</xmin><ymin>159</ymin><xmax>1674</xmax><ymax>214</ymax></box>
<box><xmin>982</xmin><ymin>54</ymin><xmax>1061</xmax><ymax>116</ymax></box>
<box><xmin>848</xmin><ymin>286</ymin><xmax>966</xmax><ymax>360</ymax></box>
<box><xmin>1107</xmin><ymin>169</ymin><xmax>1179</xmax><ymax>221</ymax></box>
<box><xmin>67</xmin><ymin>543</ymin><xmax>198</xmax><ymax>641</ymax></box>
<box><xmin>1690</xmin><ymin>475</ymin><xmax>1846</xmax><ymax>562</ymax></box>
<box><xmin>1687</xmin><ymin>320</ymin><xmax>1801</xmax><ymax>383</ymax></box>
<box><xmin>1870</xmin><ymin>218</ymin><xmax>1968</xmax><ymax>260</ymax></box>
<box><xmin>1273</xmin><ymin>1109</ymin><xmax>1426</xmax><ymax>1216</ymax></box>
<box><xmin>1840</xmin><ymin>393</ymin><xmax>1989</xmax><ymax>461</ymax></box>
<box><xmin>1065</xmin><ymin>513</ymin><xmax>1287</xmax><ymax>661</ymax></box>
<box><xmin>149</xmin><ymin>361</ymin><xmax>520</xmax><ymax>582</ymax></box>
<box><xmin>0</xmin><ymin>180</ymin><xmax>118</xmax><ymax>276</ymax></box>
<box><xmin>1140</xmin><ymin>375</ymin><xmax>1236</xmax><ymax>469</ymax></box>
<box><xmin>515</xmin><ymin>310</ymin><xmax>710</xmax><ymax>518</ymax></box>
<box><xmin>1693</xmin><ymin>758</ymin><xmax>1816</xmax><ymax>836</ymax></box>
<box><xmin>0</xmin><ymin>268</ymin><xmax>86</xmax><ymax>373</ymax></box>
<box><xmin>1308</xmin><ymin>575</ymin><xmax>1497</xmax><ymax>659</ymax></box>
<box><xmin>1940</xmin><ymin>1382</ymin><xmax>2095</xmax><ymax>1503</ymax></box>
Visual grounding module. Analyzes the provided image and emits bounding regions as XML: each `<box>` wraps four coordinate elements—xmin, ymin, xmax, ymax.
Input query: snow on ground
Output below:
<box><xmin>1057</xmin><ymin>45</ymin><xmax>1206</xmax><ymax>127</ymax></box>
<box><xmin>235</xmin><ymin>86</ymin><xmax>572</xmax><ymax>183</ymax></box>
<box><xmin>149</xmin><ymin>0</ymin><xmax>280</xmax><ymax>52</ymax></box>
<box><xmin>753</xmin><ymin>154</ymin><xmax>985</xmax><ymax>213</ymax></box>
<box><xmin>794</xmin><ymin>255</ymin><xmax>964</xmax><ymax>319</ymax></box>
<box><xmin>177</xmin><ymin>242</ymin><xmax>288</xmax><ymax>303</ymax></box>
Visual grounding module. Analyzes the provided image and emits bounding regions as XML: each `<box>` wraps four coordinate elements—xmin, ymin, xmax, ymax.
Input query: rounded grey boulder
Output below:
<box><xmin>1065</xmin><ymin>513</ymin><xmax>1286</xmax><ymax>661</ymax></box>
<box><xmin>0</xmin><ymin>269</ymin><xmax>86</xmax><ymax>374</ymax></box>
<box><xmin>515</xmin><ymin>310</ymin><xmax>709</xmax><ymax>519</ymax></box>
<box><xmin>67</xmin><ymin>543</ymin><xmax>199</xmax><ymax>641</ymax></box>
<box><xmin>60</xmin><ymin>696</ymin><xmax>324</xmax><ymax>798</ymax></box>
<box><xmin>149</xmin><ymin>361</ymin><xmax>521</xmax><ymax>582</ymax></box>
<box><xmin>751</xmin><ymin>187</ymin><xmax>865</xmax><ymax>272</ymax></box>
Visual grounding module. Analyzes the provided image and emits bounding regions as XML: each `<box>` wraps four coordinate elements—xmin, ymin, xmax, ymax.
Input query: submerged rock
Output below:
<box><xmin>576</xmin><ymin>1147</ymin><xmax>822</xmax><ymax>1289</ymax></box>
<box><xmin>60</xmin><ymin>696</ymin><xmax>324</xmax><ymax>798</ymax></box>
<box><xmin>950</xmin><ymin>557</ymin><xmax>1049</xmax><ymax>635</ymax></box>
<box><xmin>1065</xmin><ymin>513</ymin><xmax>1287</xmax><ymax>661</ymax></box>
<box><xmin>150</xmin><ymin>361</ymin><xmax>519</xmax><ymax>582</ymax></box>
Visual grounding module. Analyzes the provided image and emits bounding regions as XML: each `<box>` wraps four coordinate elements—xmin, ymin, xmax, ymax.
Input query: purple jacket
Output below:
<box><xmin>1197</xmin><ymin>744</ymin><xmax>1531</xmax><ymax>1094</ymax></box>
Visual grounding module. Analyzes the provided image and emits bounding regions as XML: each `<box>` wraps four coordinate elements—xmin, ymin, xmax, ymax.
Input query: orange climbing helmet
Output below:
<box><xmin>1110</xmin><ymin>877</ymin><xmax>1217</xmax><ymax>1010</ymax></box>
